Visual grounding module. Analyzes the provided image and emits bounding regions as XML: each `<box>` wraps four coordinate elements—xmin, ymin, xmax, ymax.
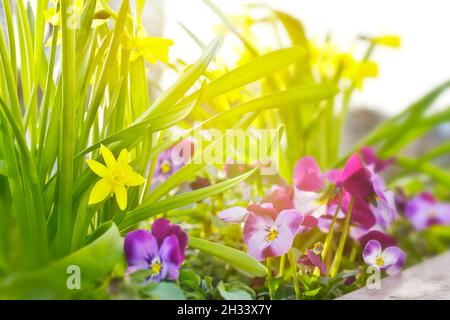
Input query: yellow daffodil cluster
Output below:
<box><xmin>309</xmin><ymin>41</ymin><xmax>378</xmax><ymax>90</ymax></box>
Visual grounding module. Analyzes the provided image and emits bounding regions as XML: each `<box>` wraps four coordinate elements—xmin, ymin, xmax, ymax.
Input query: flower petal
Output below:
<box><xmin>363</xmin><ymin>240</ymin><xmax>382</xmax><ymax>266</ymax></box>
<box><xmin>243</xmin><ymin>212</ymin><xmax>274</xmax><ymax>260</ymax></box>
<box><xmin>247</xmin><ymin>203</ymin><xmax>278</xmax><ymax>220</ymax></box>
<box><xmin>86</xmin><ymin>159</ymin><xmax>108</xmax><ymax>177</ymax></box>
<box><xmin>151</xmin><ymin>218</ymin><xmax>188</xmax><ymax>259</ymax></box>
<box><xmin>340</xmin><ymin>154</ymin><xmax>375</xmax><ymax>197</ymax></box>
<box><xmin>359</xmin><ymin>230</ymin><xmax>397</xmax><ymax>249</ymax></box>
<box><xmin>436</xmin><ymin>203</ymin><xmax>450</xmax><ymax>225</ymax></box>
<box><xmin>275</xmin><ymin>209</ymin><xmax>304</xmax><ymax>235</ymax></box>
<box><xmin>88</xmin><ymin>178</ymin><xmax>113</xmax><ymax>205</ymax></box>
<box><xmin>218</xmin><ymin>206</ymin><xmax>248</xmax><ymax>223</ymax></box>
<box><xmin>124</xmin><ymin>230</ymin><xmax>158</xmax><ymax>266</ymax></box>
<box><xmin>100</xmin><ymin>144</ymin><xmax>117</xmax><ymax>168</ymax></box>
<box><xmin>121</xmin><ymin>169</ymin><xmax>146</xmax><ymax>186</ymax></box>
<box><xmin>160</xmin><ymin>234</ymin><xmax>183</xmax><ymax>269</ymax></box>
<box><xmin>306</xmin><ymin>250</ymin><xmax>326</xmax><ymax>275</ymax></box>
<box><xmin>114</xmin><ymin>184</ymin><xmax>128</xmax><ymax>210</ymax></box>
<box><xmin>383</xmin><ymin>246</ymin><xmax>405</xmax><ymax>275</ymax></box>
<box><xmin>293</xmin><ymin>156</ymin><xmax>324</xmax><ymax>192</ymax></box>
<box><xmin>117</xmin><ymin>148</ymin><xmax>129</xmax><ymax>165</ymax></box>
<box><xmin>294</xmin><ymin>189</ymin><xmax>326</xmax><ymax>216</ymax></box>
<box><xmin>262</xmin><ymin>187</ymin><xmax>294</xmax><ymax>212</ymax></box>
<box><xmin>372</xmin><ymin>190</ymin><xmax>397</xmax><ymax>228</ymax></box>
<box><xmin>262</xmin><ymin>227</ymin><xmax>294</xmax><ymax>259</ymax></box>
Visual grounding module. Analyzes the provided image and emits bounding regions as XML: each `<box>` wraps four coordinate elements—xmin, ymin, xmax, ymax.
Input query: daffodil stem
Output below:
<box><xmin>322</xmin><ymin>193</ymin><xmax>343</xmax><ymax>263</ymax></box>
<box><xmin>266</xmin><ymin>258</ymin><xmax>274</xmax><ymax>299</ymax></box>
<box><xmin>288</xmin><ymin>249</ymin><xmax>301</xmax><ymax>300</ymax></box>
<box><xmin>330</xmin><ymin>197</ymin><xmax>354</xmax><ymax>278</ymax></box>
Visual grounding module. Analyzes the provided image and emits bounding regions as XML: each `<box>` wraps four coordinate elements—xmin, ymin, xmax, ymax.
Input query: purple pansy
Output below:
<box><xmin>153</xmin><ymin>140</ymin><xmax>194</xmax><ymax>182</ymax></box>
<box><xmin>363</xmin><ymin>239</ymin><xmax>405</xmax><ymax>275</ymax></box>
<box><xmin>243</xmin><ymin>209</ymin><xmax>304</xmax><ymax>261</ymax></box>
<box><xmin>124</xmin><ymin>219</ymin><xmax>187</xmax><ymax>282</ymax></box>
<box><xmin>405</xmin><ymin>192</ymin><xmax>450</xmax><ymax>231</ymax></box>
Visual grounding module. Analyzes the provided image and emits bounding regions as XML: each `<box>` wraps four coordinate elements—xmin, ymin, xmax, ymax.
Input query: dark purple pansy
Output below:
<box><xmin>190</xmin><ymin>176</ymin><xmax>211</xmax><ymax>190</ymax></box>
<box><xmin>124</xmin><ymin>219</ymin><xmax>187</xmax><ymax>282</ymax></box>
<box><xmin>405</xmin><ymin>192</ymin><xmax>450</xmax><ymax>230</ymax></box>
<box><xmin>360</xmin><ymin>147</ymin><xmax>395</xmax><ymax>173</ymax></box>
<box><xmin>363</xmin><ymin>240</ymin><xmax>405</xmax><ymax>275</ymax></box>
<box><xmin>359</xmin><ymin>230</ymin><xmax>397</xmax><ymax>250</ymax></box>
<box><xmin>339</xmin><ymin>154</ymin><xmax>375</xmax><ymax>198</ymax></box>
<box><xmin>298</xmin><ymin>249</ymin><xmax>327</xmax><ymax>275</ymax></box>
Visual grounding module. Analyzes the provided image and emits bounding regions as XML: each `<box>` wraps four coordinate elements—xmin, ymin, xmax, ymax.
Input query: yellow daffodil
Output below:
<box><xmin>128</xmin><ymin>29</ymin><xmax>174</xmax><ymax>64</ymax></box>
<box><xmin>86</xmin><ymin>145</ymin><xmax>145</xmax><ymax>210</ymax></box>
<box><xmin>341</xmin><ymin>55</ymin><xmax>378</xmax><ymax>90</ymax></box>
<box><xmin>372</xmin><ymin>35</ymin><xmax>401</xmax><ymax>48</ymax></box>
<box><xmin>309</xmin><ymin>41</ymin><xmax>343</xmax><ymax>79</ymax></box>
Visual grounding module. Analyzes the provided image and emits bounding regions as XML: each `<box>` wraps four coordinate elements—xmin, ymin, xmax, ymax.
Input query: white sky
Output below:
<box><xmin>164</xmin><ymin>0</ymin><xmax>450</xmax><ymax>115</ymax></box>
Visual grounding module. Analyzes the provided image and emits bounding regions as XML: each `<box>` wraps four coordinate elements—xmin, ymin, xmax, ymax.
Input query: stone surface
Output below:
<box><xmin>339</xmin><ymin>252</ymin><xmax>450</xmax><ymax>300</ymax></box>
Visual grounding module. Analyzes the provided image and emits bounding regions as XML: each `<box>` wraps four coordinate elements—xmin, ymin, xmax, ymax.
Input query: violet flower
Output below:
<box><xmin>124</xmin><ymin>218</ymin><xmax>188</xmax><ymax>283</ymax></box>
<box><xmin>297</xmin><ymin>243</ymin><xmax>327</xmax><ymax>275</ymax></box>
<box><xmin>363</xmin><ymin>239</ymin><xmax>405</xmax><ymax>275</ymax></box>
<box><xmin>405</xmin><ymin>192</ymin><xmax>450</xmax><ymax>231</ymax></box>
<box><xmin>153</xmin><ymin>140</ymin><xmax>194</xmax><ymax>182</ymax></box>
<box><xmin>243</xmin><ymin>209</ymin><xmax>304</xmax><ymax>261</ymax></box>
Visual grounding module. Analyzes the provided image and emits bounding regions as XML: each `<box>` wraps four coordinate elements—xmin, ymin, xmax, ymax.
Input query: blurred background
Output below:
<box><xmin>6</xmin><ymin>0</ymin><xmax>450</xmax><ymax>154</ymax></box>
<box><xmin>138</xmin><ymin>0</ymin><xmax>450</xmax><ymax>155</ymax></box>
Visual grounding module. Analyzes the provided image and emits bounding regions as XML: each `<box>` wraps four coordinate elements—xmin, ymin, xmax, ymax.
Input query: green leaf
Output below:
<box><xmin>119</xmin><ymin>165</ymin><xmax>259</xmax><ymax>230</ymax></box>
<box><xmin>0</xmin><ymin>222</ymin><xmax>123</xmax><ymax>299</ymax></box>
<box><xmin>142</xmin><ymin>282</ymin><xmax>186</xmax><ymax>300</ymax></box>
<box><xmin>189</xmin><ymin>237</ymin><xmax>267</xmax><ymax>278</ymax></box>
<box><xmin>217</xmin><ymin>281</ymin><xmax>255</xmax><ymax>300</ymax></box>
<box><xmin>0</xmin><ymin>160</ymin><xmax>6</xmax><ymax>177</ymax></box>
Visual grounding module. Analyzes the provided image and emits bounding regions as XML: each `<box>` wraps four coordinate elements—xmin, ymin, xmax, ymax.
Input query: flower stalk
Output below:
<box><xmin>329</xmin><ymin>197</ymin><xmax>354</xmax><ymax>277</ymax></box>
<box><xmin>288</xmin><ymin>249</ymin><xmax>301</xmax><ymax>299</ymax></box>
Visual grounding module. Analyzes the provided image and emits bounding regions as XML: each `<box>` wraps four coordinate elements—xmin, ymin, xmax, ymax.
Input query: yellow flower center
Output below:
<box><xmin>150</xmin><ymin>258</ymin><xmax>162</xmax><ymax>275</ymax></box>
<box><xmin>313</xmin><ymin>242</ymin><xmax>324</xmax><ymax>255</ymax></box>
<box><xmin>265</xmin><ymin>227</ymin><xmax>279</xmax><ymax>242</ymax></box>
<box><xmin>161</xmin><ymin>160</ymin><xmax>172</xmax><ymax>174</ymax></box>
<box><xmin>375</xmin><ymin>255</ymin><xmax>385</xmax><ymax>267</ymax></box>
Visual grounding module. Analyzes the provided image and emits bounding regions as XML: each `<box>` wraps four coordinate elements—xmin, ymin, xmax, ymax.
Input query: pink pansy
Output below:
<box><xmin>363</xmin><ymin>240</ymin><xmax>405</xmax><ymax>275</ymax></box>
<box><xmin>293</xmin><ymin>157</ymin><xmax>329</xmax><ymax>218</ymax></box>
<box><xmin>218</xmin><ymin>186</ymin><xmax>295</xmax><ymax>224</ymax></box>
<box><xmin>293</xmin><ymin>156</ymin><xmax>324</xmax><ymax>192</ymax></box>
<box><xmin>218</xmin><ymin>206</ymin><xmax>248</xmax><ymax>224</ymax></box>
<box><xmin>243</xmin><ymin>209</ymin><xmax>304</xmax><ymax>261</ymax></box>
<box><xmin>262</xmin><ymin>186</ymin><xmax>294</xmax><ymax>212</ymax></box>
